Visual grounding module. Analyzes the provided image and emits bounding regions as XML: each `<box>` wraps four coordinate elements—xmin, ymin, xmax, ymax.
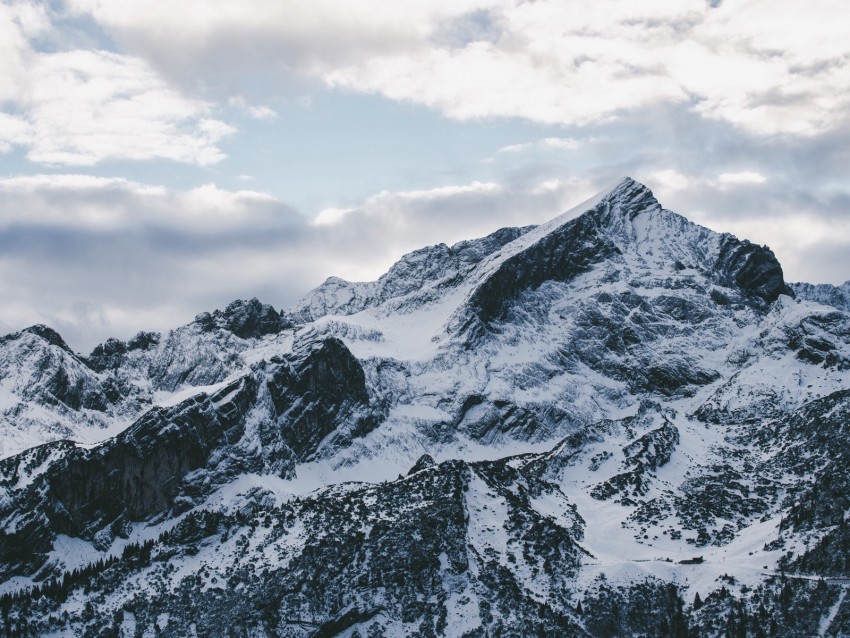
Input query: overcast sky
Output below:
<box><xmin>1</xmin><ymin>0</ymin><xmax>849</xmax><ymax>352</ymax></box>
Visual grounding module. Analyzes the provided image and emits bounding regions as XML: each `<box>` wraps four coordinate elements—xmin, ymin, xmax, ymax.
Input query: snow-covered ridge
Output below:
<box><xmin>792</xmin><ymin>279</ymin><xmax>850</xmax><ymax>313</ymax></box>
<box><xmin>1</xmin><ymin>178</ymin><xmax>850</xmax><ymax>635</ymax></box>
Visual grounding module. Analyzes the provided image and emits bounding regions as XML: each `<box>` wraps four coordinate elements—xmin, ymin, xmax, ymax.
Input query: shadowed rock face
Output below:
<box><xmin>715</xmin><ymin>237</ymin><xmax>792</xmax><ymax>307</ymax></box>
<box><xmin>86</xmin><ymin>332</ymin><xmax>160</xmax><ymax>373</ymax></box>
<box><xmin>467</xmin><ymin>212</ymin><xmax>622</xmax><ymax>327</ymax></box>
<box><xmin>0</xmin><ymin>335</ymin><xmax>375</xmax><ymax>579</ymax></box>
<box><xmin>19</xmin><ymin>325</ymin><xmax>75</xmax><ymax>354</ymax></box>
<box><xmin>267</xmin><ymin>336</ymin><xmax>375</xmax><ymax>461</ymax></box>
<box><xmin>0</xmin><ymin>377</ymin><xmax>258</xmax><ymax>577</ymax></box>
<box><xmin>196</xmin><ymin>298</ymin><xmax>292</xmax><ymax>340</ymax></box>
<box><xmin>48</xmin><ymin>376</ymin><xmax>259</xmax><ymax>532</ymax></box>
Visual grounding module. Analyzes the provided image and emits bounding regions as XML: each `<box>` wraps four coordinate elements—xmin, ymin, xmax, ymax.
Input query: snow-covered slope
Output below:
<box><xmin>792</xmin><ymin>279</ymin><xmax>850</xmax><ymax>313</ymax></box>
<box><xmin>0</xmin><ymin>299</ymin><xmax>289</xmax><ymax>459</ymax></box>
<box><xmin>2</xmin><ymin>178</ymin><xmax>849</xmax><ymax>636</ymax></box>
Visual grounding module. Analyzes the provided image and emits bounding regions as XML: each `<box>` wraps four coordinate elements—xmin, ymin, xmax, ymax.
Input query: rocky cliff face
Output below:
<box><xmin>792</xmin><ymin>279</ymin><xmax>850</xmax><ymax>313</ymax></box>
<box><xmin>0</xmin><ymin>333</ymin><xmax>372</xmax><ymax>581</ymax></box>
<box><xmin>1</xmin><ymin>178</ymin><xmax>849</xmax><ymax>636</ymax></box>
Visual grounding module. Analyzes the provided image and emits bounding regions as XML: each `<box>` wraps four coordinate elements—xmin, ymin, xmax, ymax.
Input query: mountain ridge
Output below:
<box><xmin>1</xmin><ymin>178</ymin><xmax>849</xmax><ymax>636</ymax></box>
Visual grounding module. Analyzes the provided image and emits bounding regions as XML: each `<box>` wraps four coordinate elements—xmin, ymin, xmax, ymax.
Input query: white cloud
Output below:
<box><xmin>648</xmin><ymin>170</ymin><xmax>698</xmax><ymax>192</ymax></box>
<box><xmin>0</xmin><ymin>175</ymin><xmax>280</xmax><ymax>233</ymax></box>
<box><xmin>0</xmin><ymin>112</ymin><xmax>31</xmax><ymax>153</ymax></box>
<box><xmin>228</xmin><ymin>96</ymin><xmax>277</xmax><ymax>120</ymax></box>
<box><xmin>314</xmin><ymin>206</ymin><xmax>356</xmax><ymax>226</ymax></box>
<box><xmin>499</xmin><ymin>137</ymin><xmax>581</xmax><ymax>153</ymax></box>
<box><xmin>718</xmin><ymin>171</ymin><xmax>767</xmax><ymax>186</ymax></box>
<box><xmin>0</xmin><ymin>6</ymin><xmax>235</xmax><ymax>166</ymax></box>
<box><xmin>390</xmin><ymin>181</ymin><xmax>503</xmax><ymax>202</ymax></box>
<box><xmin>25</xmin><ymin>50</ymin><xmax>235</xmax><ymax>166</ymax></box>
<box><xmin>63</xmin><ymin>0</ymin><xmax>850</xmax><ymax>136</ymax></box>
<box><xmin>0</xmin><ymin>172</ymin><xmax>593</xmax><ymax>350</ymax></box>
<box><xmin>649</xmin><ymin>169</ymin><xmax>768</xmax><ymax>200</ymax></box>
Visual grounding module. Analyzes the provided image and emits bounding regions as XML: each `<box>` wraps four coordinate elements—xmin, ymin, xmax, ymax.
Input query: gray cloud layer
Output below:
<box><xmin>0</xmin><ymin>1</ymin><xmax>847</xmax><ymax>351</ymax></box>
<box><xmin>0</xmin><ymin>174</ymin><xmax>593</xmax><ymax>351</ymax></box>
<box><xmin>2</xmin><ymin>165</ymin><xmax>847</xmax><ymax>353</ymax></box>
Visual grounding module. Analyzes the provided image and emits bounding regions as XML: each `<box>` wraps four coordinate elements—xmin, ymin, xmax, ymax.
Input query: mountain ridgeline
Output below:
<box><xmin>1</xmin><ymin>178</ymin><xmax>849</xmax><ymax>637</ymax></box>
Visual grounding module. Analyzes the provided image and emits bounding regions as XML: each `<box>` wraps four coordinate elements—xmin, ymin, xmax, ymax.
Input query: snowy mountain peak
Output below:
<box><xmin>193</xmin><ymin>297</ymin><xmax>291</xmax><ymax>339</ymax></box>
<box><xmin>10</xmin><ymin>324</ymin><xmax>76</xmax><ymax>355</ymax></box>
<box><xmin>591</xmin><ymin>175</ymin><xmax>662</xmax><ymax>222</ymax></box>
<box><xmin>2</xmin><ymin>178</ymin><xmax>850</xmax><ymax>635</ymax></box>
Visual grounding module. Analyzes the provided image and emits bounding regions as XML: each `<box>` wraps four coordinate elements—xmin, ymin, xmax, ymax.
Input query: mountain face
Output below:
<box><xmin>792</xmin><ymin>280</ymin><xmax>850</xmax><ymax>313</ymax></box>
<box><xmin>1</xmin><ymin>178</ymin><xmax>849</xmax><ymax>637</ymax></box>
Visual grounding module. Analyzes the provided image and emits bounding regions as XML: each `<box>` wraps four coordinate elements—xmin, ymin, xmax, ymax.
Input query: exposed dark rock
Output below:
<box><xmin>2</xmin><ymin>456</ymin><xmax>590</xmax><ymax>636</ymax></box>
<box><xmin>197</xmin><ymin>298</ymin><xmax>291</xmax><ymax>339</ymax></box>
<box><xmin>591</xmin><ymin>418</ymin><xmax>679</xmax><ymax>504</ymax></box>
<box><xmin>714</xmin><ymin>236</ymin><xmax>792</xmax><ymax>307</ymax></box>
<box><xmin>20</xmin><ymin>325</ymin><xmax>76</xmax><ymax>354</ymax></box>
<box><xmin>86</xmin><ymin>332</ymin><xmax>161</xmax><ymax>373</ymax></box>
<box><xmin>0</xmin><ymin>335</ymin><xmax>379</xmax><ymax>580</ymax></box>
<box><xmin>463</xmin><ymin>207</ymin><xmax>622</xmax><ymax>329</ymax></box>
<box><xmin>127</xmin><ymin>330</ymin><xmax>160</xmax><ymax>351</ymax></box>
<box><xmin>407</xmin><ymin>453</ymin><xmax>436</xmax><ymax>475</ymax></box>
<box><xmin>85</xmin><ymin>337</ymin><xmax>128</xmax><ymax>372</ymax></box>
<box><xmin>266</xmin><ymin>336</ymin><xmax>375</xmax><ymax>461</ymax></box>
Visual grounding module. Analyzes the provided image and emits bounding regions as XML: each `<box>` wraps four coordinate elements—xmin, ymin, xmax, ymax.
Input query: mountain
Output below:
<box><xmin>1</xmin><ymin>177</ymin><xmax>849</xmax><ymax>636</ymax></box>
<box><xmin>792</xmin><ymin>280</ymin><xmax>850</xmax><ymax>313</ymax></box>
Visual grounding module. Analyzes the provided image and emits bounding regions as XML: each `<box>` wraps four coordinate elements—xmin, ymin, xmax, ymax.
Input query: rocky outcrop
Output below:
<box><xmin>266</xmin><ymin>336</ymin><xmax>376</xmax><ymax>461</ymax></box>
<box><xmin>463</xmin><ymin>206</ymin><xmax>623</xmax><ymax>328</ymax></box>
<box><xmin>0</xmin><ymin>335</ymin><xmax>377</xmax><ymax>579</ymax></box>
<box><xmin>791</xmin><ymin>280</ymin><xmax>850</xmax><ymax>313</ymax></box>
<box><xmin>714</xmin><ymin>236</ymin><xmax>792</xmax><ymax>307</ymax></box>
<box><xmin>86</xmin><ymin>332</ymin><xmax>160</xmax><ymax>373</ymax></box>
<box><xmin>591</xmin><ymin>419</ymin><xmax>679</xmax><ymax>504</ymax></box>
<box><xmin>0</xmin><ymin>376</ymin><xmax>258</xmax><ymax>578</ymax></box>
<box><xmin>195</xmin><ymin>297</ymin><xmax>291</xmax><ymax>339</ymax></box>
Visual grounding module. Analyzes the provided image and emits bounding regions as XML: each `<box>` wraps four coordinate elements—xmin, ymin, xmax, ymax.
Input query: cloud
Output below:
<box><xmin>648</xmin><ymin>169</ymin><xmax>767</xmax><ymax>192</ymax></box>
<box><xmin>643</xmin><ymin>165</ymin><xmax>850</xmax><ymax>286</ymax></box>
<box><xmin>0</xmin><ymin>172</ymin><xmax>594</xmax><ymax>351</ymax></box>
<box><xmin>499</xmin><ymin>138</ymin><xmax>582</xmax><ymax>153</ymax></box>
<box><xmin>1</xmin><ymin>166</ymin><xmax>847</xmax><ymax>353</ymax></box>
<box><xmin>313</xmin><ymin>206</ymin><xmax>356</xmax><ymax>226</ymax></box>
<box><xmin>228</xmin><ymin>96</ymin><xmax>277</xmax><ymax>120</ymax></box>
<box><xmin>0</xmin><ymin>5</ymin><xmax>235</xmax><ymax>166</ymax></box>
<box><xmin>717</xmin><ymin>171</ymin><xmax>766</xmax><ymax>186</ymax></box>
<box><xmin>0</xmin><ymin>112</ymin><xmax>31</xmax><ymax>153</ymax></box>
<box><xmin>63</xmin><ymin>0</ymin><xmax>850</xmax><ymax>136</ymax></box>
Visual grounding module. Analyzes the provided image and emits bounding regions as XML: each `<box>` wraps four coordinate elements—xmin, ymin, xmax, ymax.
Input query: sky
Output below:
<box><xmin>1</xmin><ymin>0</ymin><xmax>849</xmax><ymax>352</ymax></box>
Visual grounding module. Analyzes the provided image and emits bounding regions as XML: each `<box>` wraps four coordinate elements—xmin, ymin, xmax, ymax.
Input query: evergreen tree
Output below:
<box><xmin>693</xmin><ymin>592</ymin><xmax>703</xmax><ymax>610</ymax></box>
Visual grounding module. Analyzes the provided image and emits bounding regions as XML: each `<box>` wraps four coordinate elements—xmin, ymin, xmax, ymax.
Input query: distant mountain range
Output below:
<box><xmin>1</xmin><ymin>178</ymin><xmax>849</xmax><ymax>636</ymax></box>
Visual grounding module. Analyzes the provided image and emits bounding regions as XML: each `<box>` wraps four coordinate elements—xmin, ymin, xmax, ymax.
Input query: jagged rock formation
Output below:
<box><xmin>0</xmin><ymin>333</ymin><xmax>372</xmax><ymax>581</ymax></box>
<box><xmin>1</xmin><ymin>178</ymin><xmax>850</xmax><ymax>636</ymax></box>
<box><xmin>0</xmin><ymin>297</ymin><xmax>291</xmax><ymax>459</ymax></box>
<box><xmin>792</xmin><ymin>280</ymin><xmax>850</xmax><ymax>313</ymax></box>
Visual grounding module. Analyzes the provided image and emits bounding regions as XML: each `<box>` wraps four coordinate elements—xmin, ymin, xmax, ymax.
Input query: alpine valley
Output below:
<box><xmin>2</xmin><ymin>178</ymin><xmax>850</xmax><ymax>637</ymax></box>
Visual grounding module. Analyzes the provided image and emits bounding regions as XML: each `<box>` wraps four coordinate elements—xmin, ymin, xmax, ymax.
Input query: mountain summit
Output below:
<box><xmin>1</xmin><ymin>179</ymin><xmax>849</xmax><ymax>636</ymax></box>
